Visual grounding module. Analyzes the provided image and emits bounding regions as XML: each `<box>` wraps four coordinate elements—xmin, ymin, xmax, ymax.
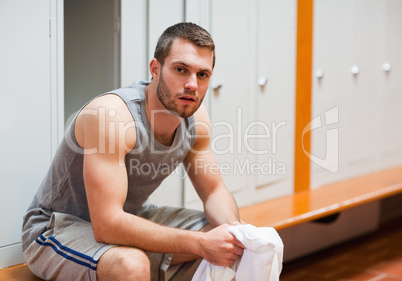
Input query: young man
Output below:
<box><xmin>22</xmin><ymin>22</ymin><xmax>244</xmax><ymax>281</ymax></box>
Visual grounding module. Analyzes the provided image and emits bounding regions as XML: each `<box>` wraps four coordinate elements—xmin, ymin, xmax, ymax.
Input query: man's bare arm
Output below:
<box><xmin>183</xmin><ymin>104</ymin><xmax>242</xmax><ymax>227</ymax></box>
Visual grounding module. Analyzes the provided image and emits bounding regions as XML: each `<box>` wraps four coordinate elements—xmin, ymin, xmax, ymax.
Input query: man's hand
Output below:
<box><xmin>198</xmin><ymin>224</ymin><xmax>245</xmax><ymax>266</ymax></box>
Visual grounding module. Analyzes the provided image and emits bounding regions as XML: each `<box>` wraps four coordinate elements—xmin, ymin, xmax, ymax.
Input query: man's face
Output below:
<box><xmin>156</xmin><ymin>38</ymin><xmax>214</xmax><ymax>118</ymax></box>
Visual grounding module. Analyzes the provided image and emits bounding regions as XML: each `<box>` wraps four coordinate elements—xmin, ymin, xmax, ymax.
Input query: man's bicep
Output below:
<box><xmin>83</xmin><ymin>153</ymin><xmax>128</xmax><ymax>209</ymax></box>
<box><xmin>83</xmin><ymin>151</ymin><xmax>130</xmax><ymax>237</ymax></box>
<box><xmin>80</xmin><ymin>106</ymin><xmax>129</xmax><ymax>208</ymax></box>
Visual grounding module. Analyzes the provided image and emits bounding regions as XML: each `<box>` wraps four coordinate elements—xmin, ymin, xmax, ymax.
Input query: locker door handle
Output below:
<box><xmin>315</xmin><ymin>68</ymin><xmax>325</xmax><ymax>79</ymax></box>
<box><xmin>211</xmin><ymin>82</ymin><xmax>223</xmax><ymax>90</ymax></box>
<box><xmin>257</xmin><ymin>77</ymin><xmax>268</xmax><ymax>86</ymax></box>
<box><xmin>351</xmin><ymin>64</ymin><xmax>360</xmax><ymax>75</ymax></box>
<box><xmin>383</xmin><ymin>61</ymin><xmax>392</xmax><ymax>72</ymax></box>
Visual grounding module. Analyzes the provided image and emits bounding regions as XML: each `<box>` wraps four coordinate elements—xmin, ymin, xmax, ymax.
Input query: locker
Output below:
<box><xmin>378</xmin><ymin>0</ymin><xmax>402</xmax><ymax>168</ymax></box>
<box><xmin>345</xmin><ymin>0</ymin><xmax>382</xmax><ymax>175</ymax></box>
<box><xmin>311</xmin><ymin>0</ymin><xmax>354</xmax><ymax>188</ymax></box>
<box><xmin>0</xmin><ymin>0</ymin><xmax>55</xmax><ymax>268</ymax></box>
<box><xmin>253</xmin><ymin>0</ymin><xmax>297</xmax><ymax>202</ymax></box>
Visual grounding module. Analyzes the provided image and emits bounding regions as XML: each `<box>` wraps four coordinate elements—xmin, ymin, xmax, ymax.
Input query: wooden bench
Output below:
<box><xmin>239</xmin><ymin>166</ymin><xmax>402</xmax><ymax>229</ymax></box>
<box><xmin>2</xmin><ymin>166</ymin><xmax>402</xmax><ymax>280</ymax></box>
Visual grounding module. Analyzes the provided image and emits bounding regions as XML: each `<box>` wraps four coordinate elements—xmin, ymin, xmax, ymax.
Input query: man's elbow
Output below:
<box><xmin>92</xmin><ymin>220</ymin><xmax>113</xmax><ymax>244</ymax></box>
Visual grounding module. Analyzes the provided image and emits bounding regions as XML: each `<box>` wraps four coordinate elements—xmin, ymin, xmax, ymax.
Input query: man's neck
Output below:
<box><xmin>145</xmin><ymin>84</ymin><xmax>183</xmax><ymax>146</ymax></box>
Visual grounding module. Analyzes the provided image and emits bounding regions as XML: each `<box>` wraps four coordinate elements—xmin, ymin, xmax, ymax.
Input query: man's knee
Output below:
<box><xmin>97</xmin><ymin>247</ymin><xmax>150</xmax><ymax>281</ymax></box>
<box><xmin>116</xmin><ymin>249</ymin><xmax>150</xmax><ymax>277</ymax></box>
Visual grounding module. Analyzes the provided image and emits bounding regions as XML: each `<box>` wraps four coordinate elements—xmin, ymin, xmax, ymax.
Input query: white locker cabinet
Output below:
<box><xmin>0</xmin><ymin>0</ymin><xmax>54</xmax><ymax>268</ymax></box>
<box><xmin>311</xmin><ymin>0</ymin><xmax>391</xmax><ymax>188</ymax></box>
<box><xmin>345</xmin><ymin>0</ymin><xmax>382</xmax><ymax>177</ymax></box>
<box><xmin>120</xmin><ymin>0</ymin><xmax>148</xmax><ymax>85</ymax></box>
<box><xmin>378</xmin><ymin>0</ymin><xmax>402</xmax><ymax>168</ymax></box>
<box><xmin>312</xmin><ymin>0</ymin><xmax>402</xmax><ymax>189</ymax></box>
<box><xmin>311</xmin><ymin>0</ymin><xmax>354</xmax><ymax>188</ymax></box>
<box><xmin>253</xmin><ymin>0</ymin><xmax>296</xmax><ymax>203</ymax></box>
<box><xmin>147</xmin><ymin>0</ymin><xmax>184</xmax><ymax>69</ymax></box>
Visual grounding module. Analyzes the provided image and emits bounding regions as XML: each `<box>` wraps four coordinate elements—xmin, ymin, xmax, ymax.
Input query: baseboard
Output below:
<box><xmin>0</xmin><ymin>243</ymin><xmax>24</xmax><ymax>269</ymax></box>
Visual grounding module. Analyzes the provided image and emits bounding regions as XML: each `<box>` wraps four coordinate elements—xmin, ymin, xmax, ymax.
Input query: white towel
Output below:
<box><xmin>191</xmin><ymin>224</ymin><xmax>284</xmax><ymax>281</ymax></box>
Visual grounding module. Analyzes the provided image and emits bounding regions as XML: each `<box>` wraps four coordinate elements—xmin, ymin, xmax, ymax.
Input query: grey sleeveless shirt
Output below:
<box><xmin>22</xmin><ymin>81</ymin><xmax>196</xmax><ymax>251</ymax></box>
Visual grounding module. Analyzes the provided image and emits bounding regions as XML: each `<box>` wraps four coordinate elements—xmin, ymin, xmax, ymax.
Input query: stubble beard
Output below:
<box><xmin>156</xmin><ymin>71</ymin><xmax>203</xmax><ymax>118</ymax></box>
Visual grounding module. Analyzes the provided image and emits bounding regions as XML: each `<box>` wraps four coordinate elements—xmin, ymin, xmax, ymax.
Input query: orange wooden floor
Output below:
<box><xmin>0</xmin><ymin>264</ymin><xmax>43</xmax><ymax>281</ymax></box>
<box><xmin>280</xmin><ymin>217</ymin><xmax>402</xmax><ymax>281</ymax></box>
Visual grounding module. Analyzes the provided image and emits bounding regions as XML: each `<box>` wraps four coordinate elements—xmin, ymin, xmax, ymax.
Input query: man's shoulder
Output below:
<box><xmin>75</xmin><ymin>93</ymin><xmax>137</xmax><ymax>152</ymax></box>
<box><xmin>83</xmin><ymin>94</ymin><xmax>134</xmax><ymax>123</ymax></box>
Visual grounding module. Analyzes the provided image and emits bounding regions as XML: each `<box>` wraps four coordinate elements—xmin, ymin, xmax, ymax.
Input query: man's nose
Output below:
<box><xmin>184</xmin><ymin>74</ymin><xmax>198</xmax><ymax>92</ymax></box>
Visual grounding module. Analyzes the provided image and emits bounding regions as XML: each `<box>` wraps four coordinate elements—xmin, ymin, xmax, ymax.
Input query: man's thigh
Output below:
<box><xmin>23</xmin><ymin>212</ymin><xmax>114</xmax><ymax>281</ymax></box>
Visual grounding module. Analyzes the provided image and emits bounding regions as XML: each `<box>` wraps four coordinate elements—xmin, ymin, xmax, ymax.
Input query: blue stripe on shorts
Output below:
<box><xmin>35</xmin><ymin>234</ymin><xmax>98</xmax><ymax>271</ymax></box>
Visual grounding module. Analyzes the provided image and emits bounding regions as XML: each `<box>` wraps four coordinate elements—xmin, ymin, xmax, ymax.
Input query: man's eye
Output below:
<box><xmin>176</xmin><ymin>67</ymin><xmax>184</xmax><ymax>73</ymax></box>
<box><xmin>198</xmin><ymin>72</ymin><xmax>208</xmax><ymax>79</ymax></box>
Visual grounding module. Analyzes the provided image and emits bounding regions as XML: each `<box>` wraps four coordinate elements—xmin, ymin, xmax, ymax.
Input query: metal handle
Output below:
<box><xmin>257</xmin><ymin>77</ymin><xmax>268</xmax><ymax>86</ymax></box>
<box><xmin>315</xmin><ymin>68</ymin><xmax>325</xmax><ymax>79</ymax></box>
<box><xmin>212</xmin><ymin>82</ymin><xmax>223</xmax><ymax>90</ymax></box>
<box><xmin>351</xmin><ymin>64</ymin><xmax>360</xmax><ymax>75</ymax></box>
<box><xmin>383</xmin><ymin>61</ymin><xmax>392</xmax><ymax>72</ymax></box>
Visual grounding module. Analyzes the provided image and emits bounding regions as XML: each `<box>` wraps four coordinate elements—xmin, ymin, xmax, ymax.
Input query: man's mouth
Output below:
<box><xmin>179</xmin><ymin>95</ymin><xmax>196</xmax><ymax>102</ymax></box>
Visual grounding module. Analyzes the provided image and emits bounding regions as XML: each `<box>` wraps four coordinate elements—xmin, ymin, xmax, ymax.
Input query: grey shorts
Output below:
<box><xmin>23</xmin><ymin>205</ymin><xmax>208</xmax><ymax>281</ymax></box>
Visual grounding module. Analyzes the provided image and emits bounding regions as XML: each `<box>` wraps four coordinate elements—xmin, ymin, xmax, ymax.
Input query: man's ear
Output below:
<box><xmin>149</xmin><ymin>58</ymin><xmax>160</xmax><ymax>80</ymax></box>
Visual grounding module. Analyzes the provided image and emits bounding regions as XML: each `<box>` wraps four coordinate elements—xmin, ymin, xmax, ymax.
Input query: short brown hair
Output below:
<box><xmin>154</xmin><ymin>22</ymin><xmax>215</xmax><ymax>68</ymax></box>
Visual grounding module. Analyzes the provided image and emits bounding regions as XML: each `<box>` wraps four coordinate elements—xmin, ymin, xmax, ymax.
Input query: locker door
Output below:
<box><xmin>120</xmin><ymin>0</ymin><xmax>148</xmax><ymax>85</ymax></box>
<box><xmin>345</xmin><ymin>0</ymin><xmax>382</xmax><ymax>176</ymax></box>
<box><xmin>379</xmin><ymin>0</ymin><xmax>402</xmax><ymax>167</ymax></box>
<box><xmin>148</xmin><ymin>0</ymin><xmax>184</xmax><ymax>69</ymax></box>
<box><xmin>207</xmin><ymin>0</ymin><xmax>255</xmax><ymax>207</ymax></box>
<box><xmin>311</xmin><ymin>0</ymin><xmax>354</xmax><ymax>188</ymax></box>
<box><xmin>254</xmin><ymin>0</ymin><xmax>297</xmax><ymax>201</ymax></box>
<box><xmin>0</xmin><ymin>0</ymin><xmax>53</xmax><ymax>267</ymax></box>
